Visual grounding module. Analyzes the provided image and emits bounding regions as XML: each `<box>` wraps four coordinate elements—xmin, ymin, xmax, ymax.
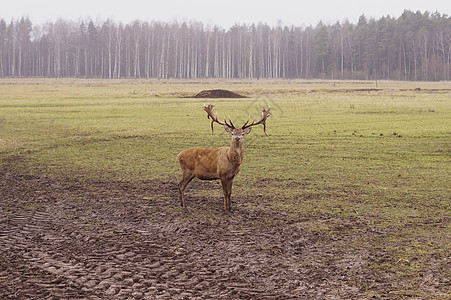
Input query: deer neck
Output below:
<box><xmin>228</xmin><ymin>140</ymin><xmax>244</xmax><ymax>166</ymax></box>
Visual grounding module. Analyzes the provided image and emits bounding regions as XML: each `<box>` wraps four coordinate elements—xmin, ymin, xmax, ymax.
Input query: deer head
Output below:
<box><xmin>202</xmin><ymin>104</ymin><xmax>271</xmax><ymax>142</ymax></box>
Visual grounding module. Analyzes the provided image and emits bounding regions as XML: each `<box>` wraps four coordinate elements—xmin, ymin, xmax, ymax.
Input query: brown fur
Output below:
<box><xmin>178</xmin><ymin>131</ymin><xmax>246</xmax><ymax>212</ymax></box>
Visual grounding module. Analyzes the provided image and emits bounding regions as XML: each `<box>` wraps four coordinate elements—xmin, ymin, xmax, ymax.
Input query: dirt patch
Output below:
<box><xmin>400</xmin><ymin>88</ymin><xmax>451</xmax><ymax>93</ymax></box>
<box><xmin>312</xmin><ymin>88</ymin><xmax>383</xmax><ymax>93</ymax></box>
<box><xmin>191</xmin><ymin>89</ymin><xmax>247</xmax><ymax>98</ymax></box>
<box><xmin>0</xmin><ymin>169</ymin><xmax>448</xmax><ymax>299</ymax></box>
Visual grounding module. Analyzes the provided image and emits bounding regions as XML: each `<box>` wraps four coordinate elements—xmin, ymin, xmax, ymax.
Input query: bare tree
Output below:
<box><xmin>0</xmin><ymin>11</ymin><xmax>450</xmax><ymax>80</ymax></box>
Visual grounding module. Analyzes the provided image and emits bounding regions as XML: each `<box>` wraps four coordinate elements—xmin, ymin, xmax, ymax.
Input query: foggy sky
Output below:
<box><xmin>3</xmin><ymin>0</ymin><xmax>451</xmax><ymax>27</ymax></box>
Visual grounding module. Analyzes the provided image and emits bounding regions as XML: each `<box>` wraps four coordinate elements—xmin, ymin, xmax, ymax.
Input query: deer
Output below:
<box><xmin>177</xmin><ymin>104</ymin><xmax>271</xmax><ymax>212</ymax></box>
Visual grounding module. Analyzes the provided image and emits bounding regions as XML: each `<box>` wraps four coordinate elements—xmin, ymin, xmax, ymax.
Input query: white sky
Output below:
<box><xmin>3</xmin><ymin>0</ymin><xmax>451</xmax><ymax>28</ymax></box>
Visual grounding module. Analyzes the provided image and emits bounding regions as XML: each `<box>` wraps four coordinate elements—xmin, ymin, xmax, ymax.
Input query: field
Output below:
<box><xmin>0</xmin><ymin>78</ymin><xmax>450</xmax><ymax>299</ymax></box>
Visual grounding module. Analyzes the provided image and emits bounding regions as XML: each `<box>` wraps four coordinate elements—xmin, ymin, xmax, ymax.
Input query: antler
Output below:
<box><xmin>202</xmin><ymin>104</ymin><xmax>234</xmax><ymax>133</ymax></box>
<box><xmin>242</xmin><ymin>106</ymin><xmax>271</xmax><ymax>136</ymax></box>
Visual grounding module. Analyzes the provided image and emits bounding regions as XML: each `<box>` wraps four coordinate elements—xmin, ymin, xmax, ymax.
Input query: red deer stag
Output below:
<box><xmin>178</xmin><ymin>104</ymin><xmax>270</xmax><ymax>212</ymax></box>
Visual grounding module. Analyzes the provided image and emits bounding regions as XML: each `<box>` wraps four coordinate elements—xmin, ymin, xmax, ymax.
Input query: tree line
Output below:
<box><xmin>1</xmin><ymin>10</ymin><xmax>450</xmax><ymax>80</ymax></box>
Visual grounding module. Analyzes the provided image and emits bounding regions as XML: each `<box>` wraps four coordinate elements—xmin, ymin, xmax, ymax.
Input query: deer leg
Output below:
<box><xmin>220</xmin><ymin>177</ymin><xmax>233</xmax><ymax>212</ymax></box>
<box><xmin>227</xmin><ymin>179</ymin><xmax>234</xmax><ymax>212</ymax></box>
<box><xmin>179</xmin><ymin>171</ymin><xmax>195</xmax><ymax>212</ymax></box>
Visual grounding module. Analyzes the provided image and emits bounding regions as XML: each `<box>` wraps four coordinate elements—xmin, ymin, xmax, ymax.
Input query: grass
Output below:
<box><xmin>1</xmin><ymin>78</ymin><xmax>449</xmax><ymax>208</ymax></box>
<box><xmin>0</xmin><ymin>78</ymin><xmax>450</xmax><ymax>296</ymax></box>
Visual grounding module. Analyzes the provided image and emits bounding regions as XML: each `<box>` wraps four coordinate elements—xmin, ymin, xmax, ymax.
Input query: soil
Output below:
<box><xmin>192</xmin><ymin>89</ymin><xmax>247</xmax><ymax>98</ymax></box>
<box><xmin>0</xmin><ymin>168</ymin><xmax>448</xmax><ymax>299</ymax></box>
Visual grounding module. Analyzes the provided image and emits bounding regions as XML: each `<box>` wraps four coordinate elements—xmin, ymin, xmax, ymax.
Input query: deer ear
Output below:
<box><xmin>243</xmin><ymin>127</ymin><xmax>252</xmax><ymax>135</ymax></box>
<box><xmin>223</xmin><ymin>125</ymin><xmax>233</xmax><ymax>135</ymax></box>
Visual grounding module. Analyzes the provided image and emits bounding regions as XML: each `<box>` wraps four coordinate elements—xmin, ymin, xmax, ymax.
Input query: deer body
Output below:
<box><xmin>178</xmin><ymin>144</ymin><xmax>243</xmax><ymax>181</ymax></box>
<box><xmin>178</xmin><ymin>104</ymin><xmax>270</xmax><ymax>212</ymax></box>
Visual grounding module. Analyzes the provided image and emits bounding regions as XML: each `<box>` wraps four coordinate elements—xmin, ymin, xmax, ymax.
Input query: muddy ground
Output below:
<box><xmin>192</xmin><ymin>89</ymin><xmax>247</xmax><ymax>98</ymax></box>
<box><xmin>0</xmin><ymin>168</ymin><xmax>448</xmax><ymax>299</ymax></box>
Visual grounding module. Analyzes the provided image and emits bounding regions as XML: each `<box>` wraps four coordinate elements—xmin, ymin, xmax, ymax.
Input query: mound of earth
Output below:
<box><xmin>193</xmin><ymin>89</ymin><xmax>247</xmax><ymax>98</ymax></box>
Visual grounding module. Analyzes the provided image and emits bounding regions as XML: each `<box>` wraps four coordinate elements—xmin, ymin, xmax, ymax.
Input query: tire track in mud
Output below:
<box><xmin>0</xmin><ymin>205</ymin><xmax>304</xmax><ymax>299</ymax></box>
<box><xmin>1</xmin><ymin>206</ymin><xmax>187</xmax><ymax>298</ymax></box>
<box><xmin>0</xmin><ymin>171</ymin><xmax>371</xmax><ymax>299</ymax></box>
<box><xmin>0</xmin><ymin>210</ymin><xmax>92</xmax><ymax>299</ymax></box>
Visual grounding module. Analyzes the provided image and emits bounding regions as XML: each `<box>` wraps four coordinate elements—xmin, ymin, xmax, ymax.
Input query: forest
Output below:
<box><xmin>0</xmin><ymin>10</ymin><xmax>450</xmax><ymax>80</ymax></box>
